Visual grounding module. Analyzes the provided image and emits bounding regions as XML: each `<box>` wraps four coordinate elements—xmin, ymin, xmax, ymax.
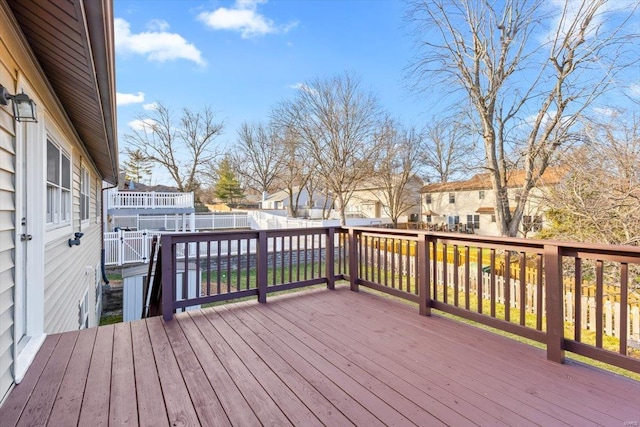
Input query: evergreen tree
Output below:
<box><xmin>215</xmin><ymin>157</ymin><xmax>244</xmax><ymax>204</ymax></box>
<box><xmin>123</xmin><ymin>149</ymin><xmax>153</xmax><ymax>184</ymax></box>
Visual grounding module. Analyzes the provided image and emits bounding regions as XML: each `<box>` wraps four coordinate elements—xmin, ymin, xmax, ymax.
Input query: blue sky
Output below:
<box><xmin>115</xmin><ymin>0</ymin><xmax>429</xmax><ymax>155</ymax></box>
<box><xmin>114</xmin><ymin>0</ymin><xmax>640</xmax><ymax>185</ymax></box>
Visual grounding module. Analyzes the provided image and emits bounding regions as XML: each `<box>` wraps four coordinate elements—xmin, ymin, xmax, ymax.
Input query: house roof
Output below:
<box><xmin>7</xmin><ymin>0</ymin><xmax>119</xmax><ymax>184</ymax></box>
<box><xmin>264</xmin><ymin>188</ymin><xmax>295</xmax><ymax>202</ymax></box>
<box><xmin>420</xmin><ymin>167</ymin><xmax>565</xmax><ymax>193</ymax></box>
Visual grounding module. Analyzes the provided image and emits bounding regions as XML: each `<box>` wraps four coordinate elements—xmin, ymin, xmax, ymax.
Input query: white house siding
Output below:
<box><xmin>0</xmin><ymin>94</ymin><xmax>16</xmax><ymax>403</ymax></box>
<box><xmin>0</xmin><ymin>1</ymin><xmax>112</xmax><ymax>402</ymax></box>
<box><xmin>44</xmin><ymin>153</ymin><xmax>101</xmax><ymax>333</ymax></box>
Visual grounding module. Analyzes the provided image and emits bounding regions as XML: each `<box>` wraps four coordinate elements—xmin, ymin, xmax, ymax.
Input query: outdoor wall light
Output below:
<box><xmin>68</xmin><ymin>232</ymin><xmax>84</xmax><ymax>247</ymax></box>
<box><xmin>0</xmin><ymin>84</ymin><xmax>38</xmax><ymax>122</ymax></box>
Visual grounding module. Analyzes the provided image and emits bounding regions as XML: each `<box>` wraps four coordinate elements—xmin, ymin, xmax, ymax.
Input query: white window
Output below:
<box><xmin>449</xmin><ymin>193</ymin><xmax>455</xmax><ymax>204</ymax></box>
<box><xmin>467</xmin><ymin>214</ymin><xmax>480</xmax><ymax>229</ymax></box>
<box><xmin>80</xmin><ymin>167</ymin><xmax>90</xmax><ymax>221</ymax></box>
<box><xmin>479</xmin><ymin>190</ymin><xmax>485</xmax><ymax>199</ymax></box>
<box><xmin>523</xmin><ymin>215</ymin><xmax>542</xmax><ymax>233</ymax></box>
<box><xmin>425</xmin><ymin>193</ymin><xmax>432</xmax><ymax>204</ymax></box>
<box><xmin>47</xmin><ymin>140</ymin><xmax>71</xmax><ymax>225</ymax></box>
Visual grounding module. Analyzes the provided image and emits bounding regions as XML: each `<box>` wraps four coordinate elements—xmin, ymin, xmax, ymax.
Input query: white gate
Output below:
<box><xmin>104</xmin><ymin>230</ymin><xmax>157</xmax><ymax>266</ymax></box>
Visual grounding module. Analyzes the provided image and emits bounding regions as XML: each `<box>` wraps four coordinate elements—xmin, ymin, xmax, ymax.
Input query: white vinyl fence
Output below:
<box><xmin>109</xmin><ymin>213</ymin><xmax>249</xmax><ymax>232</ymax></box>
<box><xmin>105</xmin><ymin>230</ymin><xmax>158</xmax><ymax>266</ymax></box>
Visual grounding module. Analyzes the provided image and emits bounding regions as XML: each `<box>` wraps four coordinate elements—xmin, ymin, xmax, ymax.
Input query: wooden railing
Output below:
<box><xmin>160</xmin><ymin>228</ymin><xmax>349</xmax><ymax>319</ymax></box>
<box><xmin>159</xmin><ymin>226</ymin><xmax>640</xmax><ymax>374</ymax></box>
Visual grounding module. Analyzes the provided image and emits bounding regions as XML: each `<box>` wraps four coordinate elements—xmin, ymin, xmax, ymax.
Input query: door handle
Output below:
<box><xmin>20</xmin><ymin>234</ymin><xmax>32</xmax><ymax>241</ymax></box>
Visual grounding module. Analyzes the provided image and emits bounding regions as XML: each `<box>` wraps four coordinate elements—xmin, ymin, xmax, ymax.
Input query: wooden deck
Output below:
<box><xmin>2</xmin><ymin>285</ymin><xmax>639</xmax><ymax>426</ymax></box>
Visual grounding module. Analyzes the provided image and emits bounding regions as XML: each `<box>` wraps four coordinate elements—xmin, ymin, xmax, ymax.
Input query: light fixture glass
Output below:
<box><xmin>0</xmin><ymin>84</ymin><xmax>38</xmax><ymax>122</ymax></box>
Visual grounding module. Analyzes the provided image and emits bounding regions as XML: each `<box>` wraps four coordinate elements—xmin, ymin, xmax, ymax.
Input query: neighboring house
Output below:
<box><xmin>0</xmin><ymin>0</ymin><xmax>117</xmax><ymax>403</ymax></box>
<box><xmin>348</xmin><ymin>176</ymin><xmax>423</xmax><ymax>223</ymax></box>
<box><xmin>421</xmin><ymin>169</ymin><xmax>563</xmax><ymax>236</ymax></box>
<box><xmin>262</xmin><ymin>186</ymin><xmax>332</xmax><ymax>217</ymax></box>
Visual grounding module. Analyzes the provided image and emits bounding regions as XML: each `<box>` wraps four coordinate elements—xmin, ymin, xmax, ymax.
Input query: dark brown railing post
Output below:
<box><xmin>544</xmin><ymin>243</ymin><xmax>565</xmax><ymax>363</ymax></box>
<box><xmin>348</xmin><ymin>228</ymin><xmax>359</xmax><ymax>292</ymax></box>
<box><xmin>418</xmin><ymin>233</ymin><xmax>431</xmax><ymax>316</ymax></box>
<box><xmin>326</xmin><ymin>227</ymin><xmax>335</xmax><ymax>290</ymax></box>
<box><xmin>257</xmin><ymin>230</ymin><xmax>268</xmax><ymax>303</ymax></box>
<box><xmin>161</xmin><ymin>234</ymin><xmax>174</xmax><ymax>321</ymax></box>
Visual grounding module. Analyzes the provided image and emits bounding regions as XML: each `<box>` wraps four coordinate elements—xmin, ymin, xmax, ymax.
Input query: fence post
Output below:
<box><xmin>348</xmin><ymin>228</ymin><xmax>359</xmax><ymax>292</ymax></box>
<box><xmin>118</xmin><ymin>229</ymin><xmax>124</xmax><ymax>266</ymax></box>
<box><xmin>326</xmin><ymin>228</ymin><xmax>335</xmax><ymax>290</ymax></box>
<box><xmin>142</xmin><ymin>230</ymin><xmax>149</xmax><ymax>263</ymax></box>
<box><xmin>161</xmin><ymin>234</ymin><xmax>175</xmax><ymax>321</ymax></box>
<box><xmin>257</xmin><ymin>231</ymin><xmax>268</xmax><ymax>303</ymax></box>
<box><xmin>544</xmin><ymin>243</ymin><xmax>565</xmax><ymax>363</ymax></box>
<box><xmin>418</xmin><ymin>233</ymin><xmax>431</xmax><ymax>316</ymax></box>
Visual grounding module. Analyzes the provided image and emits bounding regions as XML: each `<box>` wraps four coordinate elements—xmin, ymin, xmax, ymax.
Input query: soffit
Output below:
<box><xmin>7</xmin><ymin>0</ymin><xmax>118</xmax><ymax>184</ymax></box>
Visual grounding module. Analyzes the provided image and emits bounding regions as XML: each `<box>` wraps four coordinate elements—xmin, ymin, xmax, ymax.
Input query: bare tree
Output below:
<box><xmin>421</xmin><ymin>116</ymin><xmax>477</xmax><ymax>183</ymax></box>
<box><xmin>371</xmin><ymin>119</ymin><xmax>424</xmax><ymax>227</ymax></box>
<box><xmin>406</xmin><ymin>0</ymin><xmax>638</xmax><ymax>236</ymax></box>
<box><xmin>540</xmin><ymin>113</ymin><xmax>640</xmax><ymax>245</ymax></box>
<box><xmin>273</xmin><ymin>72</ymin><xmax>383</xmax><ymax>225</ymax></box>
<box><xmin>275</xmin><ymin>126</ymin><xmax>314</xmax><ymax>218</ymax></box>
<box><xmin>124</xmin><ymin>102</ymin><xmax>224</xmax><ymax>193</ymax></box>
<box><xmin>233</xmin><ymin>121</ymin><xmax>284</xmax><ymax>199</ymax></box>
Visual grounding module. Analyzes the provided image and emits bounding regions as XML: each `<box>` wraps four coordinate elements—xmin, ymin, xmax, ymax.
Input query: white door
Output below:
<box><xmin>14</xmin><ymin>124</ymin><xmax>30</xmax><ymax>353</ymax></box>
<box><xmin>13</xmin><ymin>119</ymin><xmax>46</xmax><ymax>383</ymax></box>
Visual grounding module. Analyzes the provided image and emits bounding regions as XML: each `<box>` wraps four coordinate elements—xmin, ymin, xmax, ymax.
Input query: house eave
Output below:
<box><xmin>7</xmin><ymin>0</ymin><xmax>118</xmax><ymax>184</ymax></box>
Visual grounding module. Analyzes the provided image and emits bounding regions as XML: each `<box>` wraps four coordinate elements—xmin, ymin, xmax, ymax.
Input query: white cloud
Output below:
<box><xmin>116</xmin><ymin>91</ymin><xmax>145</xmax><ymax>106</ymax></box>
<box><xmin>128</xmin><ymin>118</ymin><xmax>157</xmax><ymax>132</ymax></box>
<box><xmin>147</xmin><ymin>19</ymin><xmax>170</xmax><ymax>32</ymax></box>
<box><xmin>628</xmin><ymin>83</ymin><xmax>640</xmax><ymax>99</ymax></box>
<box><xmin>143</xmin><ymin>102</ymin><xmax>159</xmax><ymax>111</ymax></box>
<box><xmin>198</xmin><ymin>0</ymin><xmax>298</xmax><ymax>39</ymax></box>
<box><xmin>539</xmin><ymin>0</ymin><xmax>634</xmax><ymax>46</ymax></box>
<box><xmin>115</xmin><ymin>18</ymin><xmax>206</xmax><ymax>66</ymax></box>
<box><xmin>592</xmin><ymin>107</ymin><xmax>620</xmax><ymax>117</ymax></box>
<box><xmin>288</xmin><ymin>82</ymin><xmax>318</xmax><ymax>96</ymax></box>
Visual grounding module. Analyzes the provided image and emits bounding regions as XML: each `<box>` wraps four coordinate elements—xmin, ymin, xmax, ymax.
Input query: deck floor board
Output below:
<box><xmin>47</xmin><ymin>328</ymin><xmax>96</xmax><ymax>426</ymax></box>
<box><xmin>2</xmin><ymin>285</ymin><xmax>640</xmax><ymax>426</ymax></box>
<box><xmin>340</xmin><ymin>287</ymin><xmax>640</xmax><ymax>418</ymax></box>
<box><xmin>287</xmin><ymin>290</ymin><xmax>592</xmax><ymax>426</ymax></box>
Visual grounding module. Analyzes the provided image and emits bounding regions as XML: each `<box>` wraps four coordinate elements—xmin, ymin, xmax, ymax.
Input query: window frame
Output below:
<box><xmin>448</xmin><ymin>193</ymin><xmax>455</xmax><ymax>204</ymax></box>
<box><xmin>467</xmin><ymin>214</ymin><xmax>480</xmax><ymax>229</ymax></box>
<box><xmin>80</xmin><ymin>166</ymin><xmax>90</xmax><ymax>222</ymax></box>
<box><xmin>425</xmin><ymin>193</ymin><xmax>432</xmax><ymax>204</ymax></box>
<box><xmin>46</xmin><ymin>139</ymin><xmax>72</xmax><ymax>227</ymax></box>
<box><xmin>479</xmin><ymin>190</ymin><xmax>485</xmax><ymax>200</ymax></box>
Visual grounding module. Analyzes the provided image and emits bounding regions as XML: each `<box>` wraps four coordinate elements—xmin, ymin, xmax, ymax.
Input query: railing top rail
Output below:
<box><xmin>344</xmin><ymin>226</ymin><xmax>640</xmax><ymax>258</ymax></box>
<box><xmin>161</xmin><ymin>226</ymin><xmax>341</xmax><ymax>243</ymax></box>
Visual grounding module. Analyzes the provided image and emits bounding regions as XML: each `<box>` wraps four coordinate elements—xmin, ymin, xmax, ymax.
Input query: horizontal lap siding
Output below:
<box><xmin>0</xmin><ymin>110</ymin><xmax>16</xmax><ymax>402</ymax></box>
<box><xmin>44</xmin><ymin>153</ymin><xmax>101</xmax><ymax>333</ymax></box>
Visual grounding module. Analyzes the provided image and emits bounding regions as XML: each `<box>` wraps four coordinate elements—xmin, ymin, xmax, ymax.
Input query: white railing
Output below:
<box><xmin>109</xmin><ymin>213</ymin><xmax>249</xmax><ymax>232</ymax></box>
<box><xmin>247</xmin><ymin>211</ymin><xmax>388</xmax><ymax>229</ymax></box>
<box><xmin>107</xmin><ymin>191</ymin><xmax>194</xmax><ymax>209</ymax></box>
<box><xmin>105</xmin><ymin>214</ymin><xmax>249</xmax><ymax>265</ymax></box>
